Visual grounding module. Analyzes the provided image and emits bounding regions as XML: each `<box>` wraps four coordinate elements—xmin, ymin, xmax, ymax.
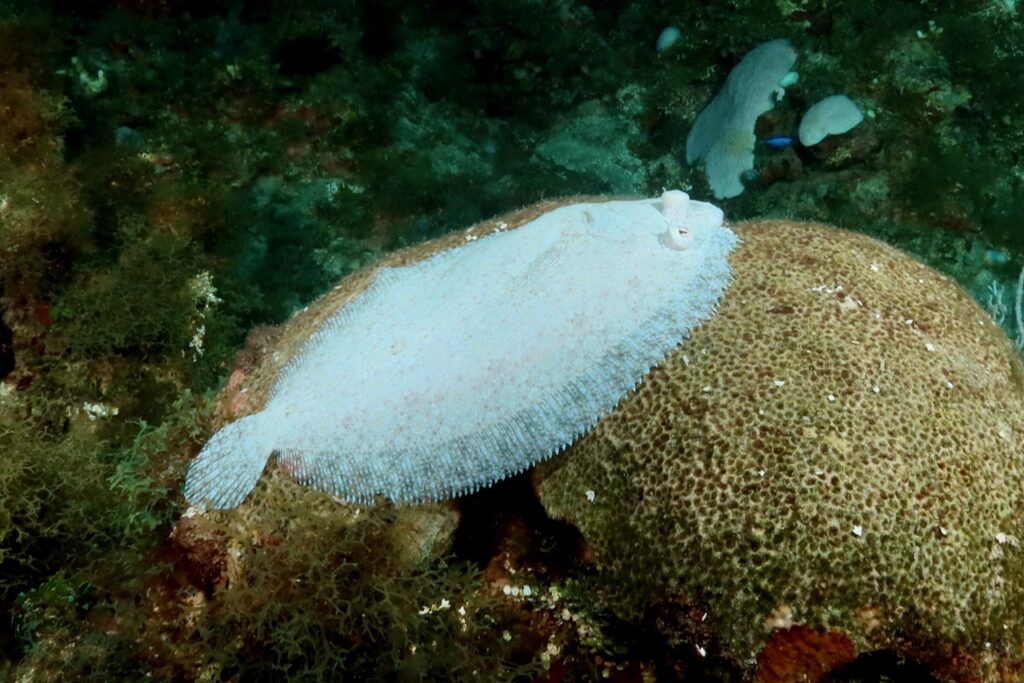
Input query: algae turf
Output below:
<box><xmin>187</xmin><ymin>510</ymin><xmax>535</xmax><ymax>680</ymax></box>
<box><xmin>1</xmin><ymin>389</ymin><xmax>211</xmax><ymax>667</ymax></box>
<box><xmin>15</xmin><ymin>486</ymin><xmax>541</xmax><ymax>681</ymax></box>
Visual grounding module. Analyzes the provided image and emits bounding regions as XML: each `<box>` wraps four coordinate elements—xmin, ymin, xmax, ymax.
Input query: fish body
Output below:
<box><xmin>762</xmin><ymin>134</ymin><xmax>795</xmax><ymax>149</ymax></box>
<box><xmin>184</xmin><ymin>192</ymin><xmax>737</xmax><ymax>509</ymax></box>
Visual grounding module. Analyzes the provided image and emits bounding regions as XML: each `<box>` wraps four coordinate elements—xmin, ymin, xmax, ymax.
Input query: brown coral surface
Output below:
<box><xmin>537</xmin><ymin>219</ymin><xmax>1024</xmax><ymax>660</ymax></box>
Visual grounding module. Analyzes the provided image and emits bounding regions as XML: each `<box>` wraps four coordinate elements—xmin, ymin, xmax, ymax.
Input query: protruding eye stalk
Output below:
<box><xmin>660</xmin><ymin>189</ymin><xmax>691</xmax><ymax>251</ymax></box>
<box><xmin>660</xmin><ymin>225</ymin><xmax>689</xmax><ymax>251</ymax></box>
<box><xmin>658</xmin><ymin>189</ymin><xmax>725</xmax><ymax>252</ymax></box>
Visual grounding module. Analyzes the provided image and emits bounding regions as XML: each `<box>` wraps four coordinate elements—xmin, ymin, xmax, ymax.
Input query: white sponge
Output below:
<box><xmin>686</xmin><ymin>39</ymin><xmax>798</xmax><ymax>199</ymax></box>
<box><xmin>798</xmin><ymin>95</ymin><xmax>864</xmax><ymax>146</ymax></box>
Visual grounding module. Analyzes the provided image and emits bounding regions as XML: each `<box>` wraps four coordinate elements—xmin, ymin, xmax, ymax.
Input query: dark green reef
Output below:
<box><xmin>3</xmin><ymin>0</ymin><xmax>1024</xmax><ymax>680</ymax></box>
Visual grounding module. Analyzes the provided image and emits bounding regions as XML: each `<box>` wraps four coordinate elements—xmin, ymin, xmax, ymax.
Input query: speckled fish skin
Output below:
<box><xmin>183</xmin><ymin>191</ymin><xmax>737</xmax><ymax>509</ymax></box>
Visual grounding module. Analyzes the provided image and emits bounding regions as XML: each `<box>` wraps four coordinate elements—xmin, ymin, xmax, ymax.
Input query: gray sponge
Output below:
<box><xmin>686</xmin><ymin>39</ymin><xmax>797</xmax><ymax>199</ymax></box>
<box><xmin>798</xmin><ymin>94</ymin><xmax>864</xmax><ymax>145</ymax></box>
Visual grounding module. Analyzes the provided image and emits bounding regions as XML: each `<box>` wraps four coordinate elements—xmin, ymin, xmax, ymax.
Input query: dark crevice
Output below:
<box><xmin>451</xmin><ymin>471</ymin><xmax>587</xmax><ymax>576</ymax></box>
<box><xmin>357</xmin><ymin>0</ymin><xmax>401</xmax><ymax>61</ymax></box>
<box><xmin>0</xmin><ymin>311</ymin><xmax>13</xmax><ymax>382</ymax></box>
<box><xmin>273</xmin><ymin>35</ymin><xmax>343</xmax><ymax>78</ymax></box>
<box><xmin>825</xmin><ymin>649</ymin><xmax>943</xmax><ymax>682</ymax></box>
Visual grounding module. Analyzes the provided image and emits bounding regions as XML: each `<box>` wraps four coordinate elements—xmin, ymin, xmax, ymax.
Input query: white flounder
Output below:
<box><xmin>184</xmin><ymin>191</ymin><xmax>737</xmax><ymax>509</ymax></box>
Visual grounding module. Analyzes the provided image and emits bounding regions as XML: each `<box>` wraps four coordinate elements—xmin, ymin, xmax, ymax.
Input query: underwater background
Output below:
<box><xmin>3</xmin><ymin>0</ymin><xmax>1024</xmax><ymax>680</ymax></box>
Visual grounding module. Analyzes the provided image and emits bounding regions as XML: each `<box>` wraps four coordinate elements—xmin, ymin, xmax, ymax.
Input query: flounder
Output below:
<box><xmin>184</xmin><ymin>191</ymin><xmax>735</xmax><ymax>509</ymax></box>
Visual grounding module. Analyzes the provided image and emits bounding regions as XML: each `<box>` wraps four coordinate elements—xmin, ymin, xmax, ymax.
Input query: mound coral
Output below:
<box><xmin>537</xmin><ymin>219</ymin><xmax>1024</xmax><ymax>659</ymax></box>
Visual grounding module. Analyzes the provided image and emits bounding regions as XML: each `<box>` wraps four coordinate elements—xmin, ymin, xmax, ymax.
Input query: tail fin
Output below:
<box><xmin>184</xmin><ymin>413</ymin><xmax>276</xmax><ymax>510</ymax></box>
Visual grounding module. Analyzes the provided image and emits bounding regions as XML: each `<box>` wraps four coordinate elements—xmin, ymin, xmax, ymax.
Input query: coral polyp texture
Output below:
<box><xmin>536</xmin><ymin>220</ymin><xmax>1024</xmax><ymax>658</ymax></box>
<box><xmin>184</xmin><ymin>192</ymin><xmax>736</xmax><ymax>509</ymax></box>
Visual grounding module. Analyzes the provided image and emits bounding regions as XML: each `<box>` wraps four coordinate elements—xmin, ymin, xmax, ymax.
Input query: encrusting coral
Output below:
<box><xmin>537</xmin><ymin>218</ymin><xmax>1024</xmax><ymax>661</ymax></box>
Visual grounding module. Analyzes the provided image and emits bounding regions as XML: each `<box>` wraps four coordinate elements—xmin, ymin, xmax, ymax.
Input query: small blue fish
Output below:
<box><xmin>763</xmin><ymin>134</ymin><xmax>795</xmax><ymax>150</ymax></box>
